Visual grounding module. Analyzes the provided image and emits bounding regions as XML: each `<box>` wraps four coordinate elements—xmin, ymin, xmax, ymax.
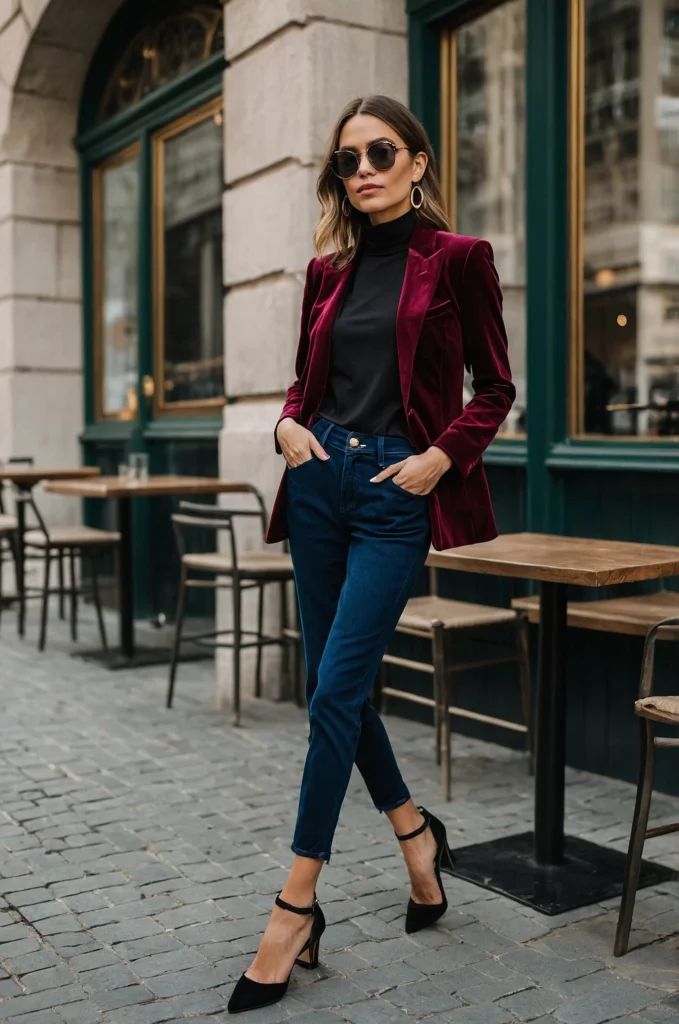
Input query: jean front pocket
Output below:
<box><xmin>287</xmin><ymin>454</ymin><xmax>317</xmax><ymax>471</ymax></box>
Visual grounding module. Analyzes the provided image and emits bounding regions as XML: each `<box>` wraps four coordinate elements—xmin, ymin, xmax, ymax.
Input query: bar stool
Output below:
<box><xmin>375</xmin><ymin>567</ymin><xmax>533</xmax><ymax>800</ymax></box>
<box><xmin>22</xmin><ymin>490</ymin><xmax>119</xmax><ymax>652</ymax></box>
<box><xmin>614</xmin><ymin>615</ymin><xmax>679</xmax><ymax>956</ymax></box>
<box><xmin>167</xmin><ymin>487</ymin><xmax>296</xmax><ymax>725</ymax></box>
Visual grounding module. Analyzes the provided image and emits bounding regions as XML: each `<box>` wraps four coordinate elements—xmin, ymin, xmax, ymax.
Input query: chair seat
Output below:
<box><xmin>398</xmin><ymin>595</ymin><xmax>518</xmax><ymax>632</ymax></box>
<box><xmin>24</xmin><ymin>526</ymin><xmax>120</xmax><ymax>548</ymax></box>
<box><xmin>0</xmin><ymin>514</ymin><xmax>17</xmax><ymax>534</ymax></box>
<box><xmin>635</xmin><ymin>695</ymin><xmax>679</xmax><ymax>725</ymax></box>
<box><xmin>183</xmin><ymin>550</ymin><xmax>294</xmax><ymax>577</ymax></box>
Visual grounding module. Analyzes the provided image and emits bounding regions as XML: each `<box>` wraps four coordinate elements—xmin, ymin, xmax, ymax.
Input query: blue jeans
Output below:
<box><xmin>286</xmin><ymin>416</ymin><xmax>431</xmax><ymax>861</ymax></box>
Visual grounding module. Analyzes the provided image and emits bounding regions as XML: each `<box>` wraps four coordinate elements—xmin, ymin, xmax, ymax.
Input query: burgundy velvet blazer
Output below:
<box><xmin>265</xmin><ymin>221</ymin><xmax>515</xmax><ymax>551</ymax></box>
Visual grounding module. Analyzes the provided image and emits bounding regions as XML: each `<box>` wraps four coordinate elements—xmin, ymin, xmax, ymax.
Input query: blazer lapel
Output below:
<box><xmin>306</xmin><ymin>258</ymin><xmax>354</xmax><ymax>412</ymax></box>
<box><xmin>396</xmin><ymin>223</ymin><xmax>446</xmax><ymax>409</ymax></box>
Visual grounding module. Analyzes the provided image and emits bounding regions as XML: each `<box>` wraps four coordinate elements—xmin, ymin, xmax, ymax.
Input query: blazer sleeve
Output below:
<box><xmin>274</xmin><ymin>256</ymin><xmax>322</xmax><ymax>455</ymax></box>
<box><xmin>431</xmin><ymin>239</ymin><xmax>516</xmax><ymax>479</ymax></box>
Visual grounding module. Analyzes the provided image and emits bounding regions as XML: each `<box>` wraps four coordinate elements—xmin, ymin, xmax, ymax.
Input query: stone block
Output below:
<box><xmin>16</xmin><ymin>42</ymin><xmax>88</xmax><ymax>104</ymax></box>
<box><xmin>0</xmin><ymin>10</ymin><xmax>29</xmax><ymax>88</ymax></box>
<box><xmin>0</xmin><ymin>217</ymin><xmax>11</xmax><ymax>294</ymax></box>
<box><xmin>11</xmin><ymin>163</ymin><xmax>79</xmax><ymax>222</ymax></box>
<box><xmin>0</xmin><ymin>160</ymin><xmax>10</xmax><ymax>219</ymax></box>
<box><xmin>9</xmin><ymin>370</ymin><xmax>82</xmax><ymax>526</ymax></box>
<box><xmin>57</xmin><ymin>224</ymin><xmax>81</xmax><ymax>300</ymax></box>
<box><xmin>10</xmin><ymin>298</ymin><xmax>81</xmax><ymax>369</ymax></box>
<box><xmin>224</xmin><ymin>163</ymin><xmax>318</xmax><ymax>285</ymax></box>
<box><xmin>308</xmin><ymin>21</ymin><xmax>408</xmax><ymax>157</ymax></box>
<box><xmin>5</xmin><ymin>93</ymin><xmax>77</xmax><ymax>168</ymax></box>
<box><xmin>225</xmin><ymin>0</ymin><xmax>405</xmax><ymax>62</ymax></box>
<box><xmin>13</xmin><ymin>218</ymin><xmax>58</xmax><ymax>297</ymax></box>
<box><xmin>225</xmin><ymin>274</ymin><xmax>303</xmax><ymax>396</ymax></box>
<box><xmin>225</xmin><ymin>26</ymin><xmax>312</xmax><ymax>182</ymax></box>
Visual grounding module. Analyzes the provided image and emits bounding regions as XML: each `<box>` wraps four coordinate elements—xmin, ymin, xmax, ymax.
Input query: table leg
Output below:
<box><xmin>443</xmin><ymin>577</ymin><xmax>675</xmax><ymax>913</ymax></box>
<box><xmin>16</xmin><ymin>491</ymin><xmax>26</xmax><ymax>637</ymax></box>
<box><xmin>534</xmin><ymin>581</ymin><xmax>567</xmax><ymax>864</ymax></box>
<box><xmin>117</xmin><ymin>497</ymin><xmax>134</xmax><ymax>660</ymax></box>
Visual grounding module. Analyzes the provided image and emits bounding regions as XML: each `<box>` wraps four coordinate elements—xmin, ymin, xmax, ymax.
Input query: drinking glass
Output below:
<box><xmin>129</xmin><ymin>453</ymin><xmax>149</xmax><ymax>484</ymax></box>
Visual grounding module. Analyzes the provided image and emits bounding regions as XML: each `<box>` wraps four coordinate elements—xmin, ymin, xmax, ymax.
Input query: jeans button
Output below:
<box><xmin>349</xmin><ymin>437</ymin><xmax>360</xmax><ymax>448</ymax></box>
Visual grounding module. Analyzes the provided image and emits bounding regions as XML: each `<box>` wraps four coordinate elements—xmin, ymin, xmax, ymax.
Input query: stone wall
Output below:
<box><xmin>217</xmin><ymin>0</ymin><xmax>408</xmax><ymax>707</ymax></box>
<box><xmin>0</xmin><ymin>0</ymin><xmax>123</xmax><ymax>525</ymax></box>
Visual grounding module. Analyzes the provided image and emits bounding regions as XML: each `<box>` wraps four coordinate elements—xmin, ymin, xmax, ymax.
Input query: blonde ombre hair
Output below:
<box><xmin>314</xmin><ymin>95</ymin><xmax>450</xmax><ymax>268</ymax></box>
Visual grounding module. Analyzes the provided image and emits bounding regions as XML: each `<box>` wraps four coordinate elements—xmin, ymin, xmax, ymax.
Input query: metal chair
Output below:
<box><xmin>21</xmin><ymin>492</ymin><xmax>119</xmax><ymax>651</ymax></box>
<box><xmin>167</xmin><ymin>487</ymin><xmax>295</xmax><ymax>725</ymax></box>
<box><xmin>614</xmin><ymin>615</ymin><xmax>679</xmax><ymax>956</ymax></box>
<box><xmin>0</xmin><ymin>457</ymin><xmax>32</xmax><ymax>627</ymax></box>
<box><xmin>375</xmin><ymin>566</ymin><xmax>533</xmax><ymax>800</ymax></box>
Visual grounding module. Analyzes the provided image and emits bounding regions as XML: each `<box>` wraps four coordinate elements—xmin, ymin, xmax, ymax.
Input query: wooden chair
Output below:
<box><xmin>513</xmin><ymin>589</ymin><xmax>679</xmax><ymax>638</ymax></box>
<box><xmin>167</xmin><ymin>488</ymin><xmax>295</xmax><ymax>725</ymax></box>
<box><xmin>0</xmin><ymin>513</ymin><xmax>18</xmax><ymax>628</ymax></box>
<box><xmin>21</xmin><ymin>492</ymin><xmax>119</xmax><ymax>651</ymax></box>
<box><xmin>614</xmin><ymin>615</ymin><xmax>679</xmax><ymax>957</ymax></box>
<box><xmin>0</xmin><ymin>457</ymin><xmax>31</xmax><ymax>627</ymax></box>
<box><xmin>375</xmin><ymin>567</ymin><xmax>533</xmax><ymax>800</ymax></box>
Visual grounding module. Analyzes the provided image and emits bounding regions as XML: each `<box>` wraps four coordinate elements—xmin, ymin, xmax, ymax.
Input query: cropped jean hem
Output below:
<box><xmin>291</xmin><ymin>844</ymin><xmax>331</xmax><ymax>863</ymax></box>
<box><xmin>375</xmin><ymin>793</ymin><xmax>411</xmax><ymax>814</ymax></box>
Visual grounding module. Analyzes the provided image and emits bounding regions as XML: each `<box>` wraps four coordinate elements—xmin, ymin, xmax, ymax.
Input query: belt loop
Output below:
<box><xmin>319</xmin><ymin>419</ymin><xmax>334</xmax><ymax>448</ymax></box>
<box><xmin>378</xmin><ymin>434</ymin><xmax>385</xmax><ymax>468</ymax></box>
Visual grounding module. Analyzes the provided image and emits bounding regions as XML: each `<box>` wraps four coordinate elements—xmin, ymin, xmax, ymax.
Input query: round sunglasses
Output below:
<box><xmin>331</xmin><ymin>140</ymin><xmax>410</xmax><ymax>180</ymax></box>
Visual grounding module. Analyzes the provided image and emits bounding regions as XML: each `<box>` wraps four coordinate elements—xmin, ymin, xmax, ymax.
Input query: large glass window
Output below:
<box><xmin>154</xmin><ymin>97</ymin><xmax>224</xmax><ymax>411</ymax></box>
<box><xmin>441</xmin><ymin>0</ymin><xmax>527</xmax><ymax>436</ymax></box>
<box><xmin>576</xmin><ymin>0</ymin><xmax>679</xmax><ymax>437</ymax></box>
<box><xmin>93</xmin><ymin>146</ymin><xmax>140</xmax><ymax>421</ymax></box>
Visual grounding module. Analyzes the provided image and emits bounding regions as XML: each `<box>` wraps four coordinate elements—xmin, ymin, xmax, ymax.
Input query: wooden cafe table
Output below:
<box><xmin>427</xmin><ymin>532</ymin><xmax>679</xmax><ymax>914</ymax></box>
<box><xmin>44</xmin><ymin>475</ymin><xmax>247</xmax><ymax>669</ymax></box>
<box><xmin>0</xmin><ymin>466</ymin><xmax>101</xmax><ymax>636</ymax></box>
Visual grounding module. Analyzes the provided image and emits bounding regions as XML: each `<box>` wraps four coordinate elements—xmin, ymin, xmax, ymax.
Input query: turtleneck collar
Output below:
<box><xmin>362</xmin><ymin>208</ymin><xmax>416</xmax><ymax>256</ymax></box>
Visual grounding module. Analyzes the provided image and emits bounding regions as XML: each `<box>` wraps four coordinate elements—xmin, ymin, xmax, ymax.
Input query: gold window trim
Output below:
<box><xmin>569</xmin><ymin>0</ymin><xmax>586</xmax><ymax>438</ymax></box>
<box><xmin>93</xmin><ymin>142</ymin><xmax>141</xmax><ymax>423</ymax></box>
<box><xmin>152</xmin><ymin>95</ymin><xmax>225</xmax><ymax>417</ymax></box>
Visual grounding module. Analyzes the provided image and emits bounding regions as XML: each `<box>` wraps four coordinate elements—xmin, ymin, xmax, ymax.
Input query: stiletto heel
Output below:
<box><xmin>396</xmin><ymin>805</ymin><xmax>456</xmax><ymax>934</ymax></box>
<box><xmin>295</xmin><ymin>935</ymin><xmax>320</xmax><ymax>969</ymax></box>
<box><xmin>227</xmin><ymin>893</ymin><xmax>325</xmax><ymax>1014</ymax></box>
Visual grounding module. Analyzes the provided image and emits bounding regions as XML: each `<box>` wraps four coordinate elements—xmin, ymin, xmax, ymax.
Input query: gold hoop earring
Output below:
<box><xmin>410</xmin><ymin>183</ymin><xmax>424</xmax><ymax>210</ymax></box>
<box><xmin>342</xmin><ymin>196</ymin><xmax>351</xmax><ymax>217</ymax></box>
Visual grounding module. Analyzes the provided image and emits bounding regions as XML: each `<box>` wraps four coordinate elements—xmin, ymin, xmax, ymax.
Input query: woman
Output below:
<box><xmin>228</xmin><ymin>94</ymin><xmax>514</xmax><ymax>1015</ymax></box>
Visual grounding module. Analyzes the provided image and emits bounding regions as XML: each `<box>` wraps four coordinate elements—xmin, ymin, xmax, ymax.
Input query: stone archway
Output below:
<box><xmin>0</xmin><ymin>0</ymin><xmax>124</xmax><ymax>521</ymax></box>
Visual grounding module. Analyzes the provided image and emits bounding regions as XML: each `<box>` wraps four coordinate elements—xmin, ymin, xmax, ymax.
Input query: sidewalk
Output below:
<box><xmin>0</xmin><ymin>606</ymin><xmax>677</xmax><ymax>1024</ymax></box>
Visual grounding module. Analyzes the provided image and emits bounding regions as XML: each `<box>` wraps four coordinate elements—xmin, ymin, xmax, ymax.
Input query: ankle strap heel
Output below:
<box><xmin>395</xmin><ymin>810</ymin><xmax>430</xmax><ymax>842</ymax></box>
<box><xmin>274</xmin><ymin>893</ymin><xmax>317</xmax><ymax>915</ymax></box>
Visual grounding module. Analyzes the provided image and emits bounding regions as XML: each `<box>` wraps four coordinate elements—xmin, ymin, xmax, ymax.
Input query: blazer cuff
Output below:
<box><xmin>430</xmin><ymin>433</ymin><xmax>480</xmax><ymax>480</ymax></box>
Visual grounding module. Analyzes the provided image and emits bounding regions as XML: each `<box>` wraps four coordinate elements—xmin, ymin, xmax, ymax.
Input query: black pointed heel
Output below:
<box><xmin>396</xmin><ymin>805</ymin><xmax>456</xmax><ymax>934</ymax></box>
<box><xmin>227</xmin><ymin>893</ymin><xmax>325</xmax><ymax>1014</ymax></box>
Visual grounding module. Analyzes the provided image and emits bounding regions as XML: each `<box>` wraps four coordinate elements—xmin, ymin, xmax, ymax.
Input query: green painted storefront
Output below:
<box><xmin>404</xmin><ymin>0</ymin><xmax>679</xmax><ymax>796</ymax></box>
<box><xmin>76</xmin><ymin>1</ymin><xmax>225</xmax><ymax>622</ymax></box>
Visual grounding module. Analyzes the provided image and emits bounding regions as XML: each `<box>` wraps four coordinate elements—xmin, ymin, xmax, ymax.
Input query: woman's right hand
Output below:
<box><xmin>276</xmin><ymin>418</ymin><xmax>330</xmax><ymax>468</ymax></box>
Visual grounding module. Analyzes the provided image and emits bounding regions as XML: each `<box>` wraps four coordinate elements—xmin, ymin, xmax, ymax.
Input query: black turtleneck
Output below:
<box><xmin>317</xmin><ymin>208</ymin><xmax>415</xmax><ymax>439</ymax></box>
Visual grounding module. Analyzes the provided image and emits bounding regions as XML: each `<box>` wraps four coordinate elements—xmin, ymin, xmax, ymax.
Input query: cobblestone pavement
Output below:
<box><xmin>0</xmin><ymin>605</ymin><xmax>677</xmax><ymax>1024</ymax></box>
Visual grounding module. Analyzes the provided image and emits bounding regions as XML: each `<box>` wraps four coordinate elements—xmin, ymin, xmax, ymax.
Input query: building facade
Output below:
<box><xmin>1</xmin><ymin>0</ymin><xmax>678</xmax><ymax>791</ymax></box>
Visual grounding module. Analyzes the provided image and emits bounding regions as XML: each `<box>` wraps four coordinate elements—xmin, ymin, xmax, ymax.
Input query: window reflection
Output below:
<box><xmin>454</xmin><ymin>0</ymin><xmax>526</xmax><ymax>435</ymax></box>
<box><xmin>156</xmin><ymin>103</ymin><xmax>224</xmax><ymax>409</ymax></box>
<box><xmin>96</xmin><ymin>149</ymin><xmax>140</xmax><ymax>420</ymax></box>
<box><xmin>582</xmin><ymin>0</ymin><xmax>679</xmax><ymax>437</ymax></box>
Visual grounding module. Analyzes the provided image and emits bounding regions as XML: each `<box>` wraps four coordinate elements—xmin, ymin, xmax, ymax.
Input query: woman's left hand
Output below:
<box><xmin>370</xmin><ymin>447</ymin><xmax>453</xmax><ymax>495</ymax></box>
